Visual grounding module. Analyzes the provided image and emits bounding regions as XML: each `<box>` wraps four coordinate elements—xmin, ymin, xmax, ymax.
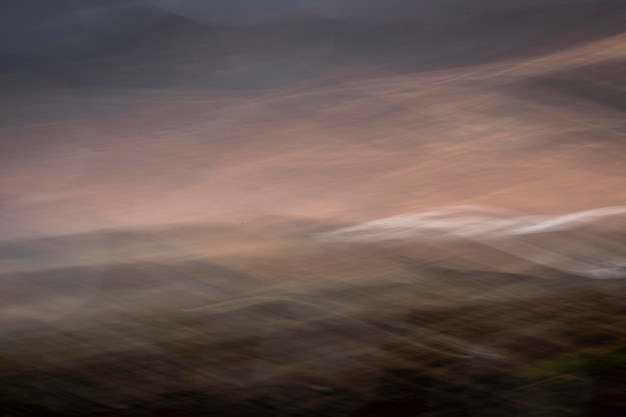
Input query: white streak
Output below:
<box><xmin>315</xmin><ymin>206</ymin><xmax>626</xmax><ymax>279</ymax></box>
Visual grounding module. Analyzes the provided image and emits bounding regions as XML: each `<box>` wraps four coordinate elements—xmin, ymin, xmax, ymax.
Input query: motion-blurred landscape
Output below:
<box><xmin>1</xmin><ymin>0</ymin><xmax>626</xmax><ymax>415</ymax></box>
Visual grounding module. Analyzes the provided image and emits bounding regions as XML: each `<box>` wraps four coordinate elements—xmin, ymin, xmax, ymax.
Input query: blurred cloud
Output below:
<box><xmin>148</xmin><ymin>0</ymin><xmax>597</xmax><ymax>25</ymax></box>
<box><xmin>0</xmin><ymin>0</ymin><xmax>600</xmax><ymax>55</ymax></box>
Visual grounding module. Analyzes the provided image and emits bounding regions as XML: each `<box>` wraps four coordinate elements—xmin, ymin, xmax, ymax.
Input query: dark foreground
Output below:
<box><xmin>1</xmin><ymin>222</ymin><xmax>626</xmax><ymax>417</ymax></box>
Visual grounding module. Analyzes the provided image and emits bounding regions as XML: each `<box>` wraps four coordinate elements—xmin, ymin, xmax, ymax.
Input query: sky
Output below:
<box><xmin>148</xmin><ymin>0</ymin><xmax>592</xmax><ymax>25</ymax></box>
<box><xmin>0</xmin><ymin>0</ymin><xmax>594</xmax><ymax>54</ymax></box>
<box><xmin>0</xmin><ymin>0</ymin><xmax>623</xmax><ymax>241</ymax></box>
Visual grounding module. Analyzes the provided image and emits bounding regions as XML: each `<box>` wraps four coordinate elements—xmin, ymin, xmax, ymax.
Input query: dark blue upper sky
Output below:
<box><xmin>148</xmin><ymin>0</ymin><xmax>591</xmax><ymax>25</ymax></box>
<box><xmin>0</xmin><ymin>0</ymin><xmax>594</xmax><ymax>54</ymax></box>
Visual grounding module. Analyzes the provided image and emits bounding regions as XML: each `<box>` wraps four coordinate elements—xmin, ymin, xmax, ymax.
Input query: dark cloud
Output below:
<box><xmin>148</xmin><ymin>0</ymin><xmax>594</xmax><ymax>24</ymax></box>
<box><xmin>0</xmin><ymin>0</ymin><xmax>597</xmax><ymax>55</ymax></box>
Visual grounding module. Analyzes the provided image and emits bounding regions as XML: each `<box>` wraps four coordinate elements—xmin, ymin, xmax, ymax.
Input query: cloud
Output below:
<box><xmin>316</xmin><ymin>205</ymin><xmax>626</xmax><ymax>279</ymax></box>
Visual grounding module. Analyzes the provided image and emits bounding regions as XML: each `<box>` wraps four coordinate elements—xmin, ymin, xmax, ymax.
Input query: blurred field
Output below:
<box><xmin>1</xmin><ymin>1</ymin><xmax>626</xmax><ymax>416</ymax></box>
<box><xmin>1</xmin><ymin>221</ymin><xmax>626</xmax><ymax>416</ymax></box>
